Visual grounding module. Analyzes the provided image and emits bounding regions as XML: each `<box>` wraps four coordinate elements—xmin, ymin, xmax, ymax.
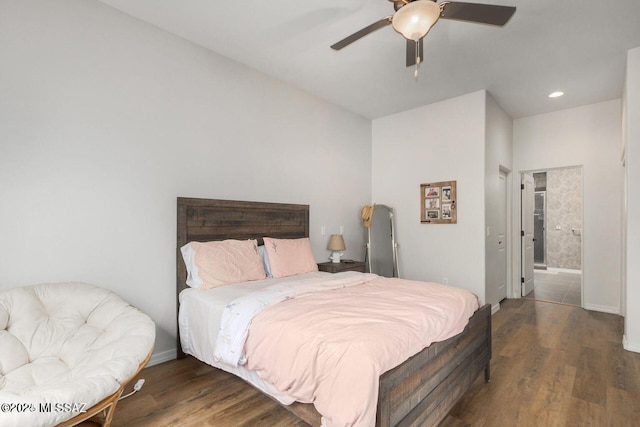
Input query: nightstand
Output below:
<box><xmin>317</xmin><ymin>261</ymin><xmax>366</xmax><ymax>273</ymax></box>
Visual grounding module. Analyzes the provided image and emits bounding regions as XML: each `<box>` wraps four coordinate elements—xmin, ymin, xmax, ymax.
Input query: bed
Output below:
<box><xmin>176</xmin><ymin>197</ymin><xmax>491</xmax><ymax>427</ymax></box>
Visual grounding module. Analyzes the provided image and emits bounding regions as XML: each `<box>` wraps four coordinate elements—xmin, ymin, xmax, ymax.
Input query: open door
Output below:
<box><xmin>521</xmin><ymin>173</ymin><xmax>535</xmax><ymax>296</ymax></box>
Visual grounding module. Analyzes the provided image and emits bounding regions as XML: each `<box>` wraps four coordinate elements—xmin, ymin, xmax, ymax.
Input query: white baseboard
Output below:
<box><xmin>546</xmin><ymin>267</ymin><xmax>582</xmax><ymax>274</ymax></box>
<box><xmin>147</xmin><ymin>348</ymin><xmax>177</xmax><ymax>367</ymax></box>
<box><xmin>491</xmin><ymin>303</ymin><xmax>501</xmax><ymax>315</ymax></box>
<box><xmin>623</xmin><ymin>335</ymin><xmax>640</xmax><ymax>353</ymax></box>
<box><xmin>584</xmin><ymin>303</ymin><xmax>620</xmax><ymax>315</ymax></box>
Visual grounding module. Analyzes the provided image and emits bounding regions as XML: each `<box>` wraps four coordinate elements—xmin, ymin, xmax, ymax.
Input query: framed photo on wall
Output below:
<box><xmin>420</xmin><ymin>181</ymin><xmax>457</xmax><ymax>224</ymax></box>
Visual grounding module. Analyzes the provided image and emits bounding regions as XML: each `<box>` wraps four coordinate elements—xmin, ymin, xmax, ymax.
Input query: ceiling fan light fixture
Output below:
<box><xmin>392</xmin><ymin>0</ymin><xmax>441</xmax><ymax>41</ymax></box>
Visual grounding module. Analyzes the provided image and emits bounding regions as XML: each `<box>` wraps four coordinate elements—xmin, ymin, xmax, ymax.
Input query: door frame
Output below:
<box><xmin>521</xmin><ymin>173</ymin><xmax>535</xmax><ymax>296</ymax></box>
<box><xmin>498</xmin><ymin>168</ymin><xmax>511</xmax><ymax>306</ymax></box>
<box><xmin>513</xmin><ymin>167</ymin><xmax>585</xmax><ymax>306</ymax></box>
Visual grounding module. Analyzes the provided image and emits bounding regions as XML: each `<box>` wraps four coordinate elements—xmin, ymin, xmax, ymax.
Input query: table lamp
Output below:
<box><xmin>327</xmin><ymin>234</ymin><xmax>346</xmax><ymax>263</ymax></box>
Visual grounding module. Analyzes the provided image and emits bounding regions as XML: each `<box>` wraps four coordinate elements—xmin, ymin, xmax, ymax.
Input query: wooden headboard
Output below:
<box><xmin>176</xmin><ymin>197</ymin><xmax>310</xmax><ymax>358</ymax></box>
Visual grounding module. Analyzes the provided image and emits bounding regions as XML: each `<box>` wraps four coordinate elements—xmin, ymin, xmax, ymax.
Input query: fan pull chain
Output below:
<box><xmin>414</xmin><ymin>40</ymin><xmax>421</xmax><ymax>79</ymax></box>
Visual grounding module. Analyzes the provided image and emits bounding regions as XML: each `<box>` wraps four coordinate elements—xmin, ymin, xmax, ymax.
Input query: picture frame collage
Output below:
<box><xmin>420</xmin><ymin>180</ymin><xmax>457</xmax><ymax>224</ymax></box>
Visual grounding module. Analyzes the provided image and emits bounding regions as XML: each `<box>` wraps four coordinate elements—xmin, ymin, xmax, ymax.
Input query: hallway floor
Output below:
<box><xmin>444</xmin><ymin>298</ymin><xmax>638</xmax><ymax>427</ymax></box>
<box><xmin>527</xmin><ymin>269</ymin><xmax>582</xmax><ymax>307</ymax></box>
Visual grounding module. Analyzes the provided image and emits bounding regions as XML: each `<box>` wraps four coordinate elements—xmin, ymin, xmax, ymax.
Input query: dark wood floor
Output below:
<box><xmin>96</xmin><ymin>298</ymin><xmax>640</xmax><ymax>426</ymax></box>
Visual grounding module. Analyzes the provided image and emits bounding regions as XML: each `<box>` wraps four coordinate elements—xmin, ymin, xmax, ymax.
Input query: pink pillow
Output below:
<box><xmin>184</xmin><ymin>239</ymin><xmax>266</xmax><ymax>290</ymax></box>
<box><xmin>263</xmin><ymin>237</ymin><xmax>318</xmax><ymax>278</ymax></box>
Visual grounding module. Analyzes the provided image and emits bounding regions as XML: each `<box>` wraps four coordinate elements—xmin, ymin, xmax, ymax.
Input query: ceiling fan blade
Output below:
<box><xmin>440</xmin><ymin>2</ymin><xmax>516</xmax><ymax>26</ymax></box>
<box><xmin>406</xmin><ymin>38</ymin><xmax>424</xmax><ymax>67</ymax></box>
<box><xmin>330</xmin><ymin>17</ymin><xmax>392</xmax><ymax>50</ymax></box>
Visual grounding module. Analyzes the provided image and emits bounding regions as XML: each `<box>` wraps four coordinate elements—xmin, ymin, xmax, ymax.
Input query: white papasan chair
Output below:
<box><xmin>0</xmin><ymin>282</ymin><xmax>155</xmax><ymax>427</ymax></box>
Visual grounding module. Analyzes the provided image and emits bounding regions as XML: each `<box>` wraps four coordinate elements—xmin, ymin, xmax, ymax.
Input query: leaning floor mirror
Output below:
<box><xmin>362</xmin><ymin>204</ymin><xmax>399</xmax><ymax>277</ymax></box>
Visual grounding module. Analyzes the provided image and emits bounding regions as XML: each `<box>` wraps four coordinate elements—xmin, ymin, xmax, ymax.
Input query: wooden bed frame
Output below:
<box><xmin>176</xmin><ymin>197</ymin><xmax>491</xmax><ymax>427</ymax></box>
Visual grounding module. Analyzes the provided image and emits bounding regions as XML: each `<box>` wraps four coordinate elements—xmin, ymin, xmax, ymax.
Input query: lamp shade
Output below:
<box><xmin>327</xmin><ymin>234</ymin><xmax>346</xmax><ymax>251</ymax></box>
<box><xmin>392</xmin><ymin>0</ymin><xmax>441</xmax><ymax>41</ymax></box>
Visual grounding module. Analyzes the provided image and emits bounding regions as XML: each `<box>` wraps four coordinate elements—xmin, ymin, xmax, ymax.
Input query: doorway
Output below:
<box><xmin>521</xmin><ymin>167</ymin><xmax>583</xmax><ymax>307</ymax></box>
<box><xmin>533</xmin><ymin>172</ymin><xmax>547</xmax><ymax>269</ymax></box>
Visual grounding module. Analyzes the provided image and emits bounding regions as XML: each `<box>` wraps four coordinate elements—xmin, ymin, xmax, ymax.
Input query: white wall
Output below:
<box><xmin>484</xmin><ymin>95</ymin><xmax>513</xmax><ymax>309</ymax></box>
<box><xmin>624</xmin><ymin>47</ymin><xmax>640</xmax><ymax>351</ymax></box>
<box><xmin>513</xmin><ymin>100</ymin><xmax>622</xmax><ymax>313</ymax></box>
<box><xmin>372</xmin><ymin>91</ymin><xmax>487</xmax><ymax>302</ymax></box>
<box><xmin>0</xmin><ymin>0</ymin><xmax>372</xmax><ymax>361</ymax></box>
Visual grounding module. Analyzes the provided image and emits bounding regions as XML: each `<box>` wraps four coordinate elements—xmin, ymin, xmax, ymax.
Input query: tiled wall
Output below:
<box><xmin>546</xmin><ymin>167</ymin><xmax>583</xmax><ymax>270</ymax></box>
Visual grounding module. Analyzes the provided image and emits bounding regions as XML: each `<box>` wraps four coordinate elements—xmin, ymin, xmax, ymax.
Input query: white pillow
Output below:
<box><xmin>258</xmin><ymin>245</ymin><xmax>273</xmax><ymax>278</ymax></box>
<box><xmin>180</xmin><ymin>243</ymin><xmax>201</xmax><ymax>288</ymax></box>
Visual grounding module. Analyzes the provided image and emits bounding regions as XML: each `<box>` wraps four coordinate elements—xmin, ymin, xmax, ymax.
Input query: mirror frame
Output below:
<box><xmin>365</xmin><ymin>204</ymin><xmax>400</xmax><ymax>277</ymax></box>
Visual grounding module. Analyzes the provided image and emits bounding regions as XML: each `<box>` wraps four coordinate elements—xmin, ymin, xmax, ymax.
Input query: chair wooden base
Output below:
<box><xmin>57</xmin><ymin>348</ymin><xmax>154</xmax><ymax>427</ymax></box>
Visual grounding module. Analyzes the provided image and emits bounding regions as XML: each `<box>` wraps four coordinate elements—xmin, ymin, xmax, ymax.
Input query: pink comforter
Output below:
<box><xmin>244</xmin><ymin>275</ymin><xmax>479</xmax><ymax>427</ymax></box>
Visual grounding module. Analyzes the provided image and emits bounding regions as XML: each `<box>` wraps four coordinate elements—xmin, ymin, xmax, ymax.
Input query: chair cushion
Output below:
<box><xmin>0</xmin><ymin>282</ymin><xmax>155</xmax><ymax>427</ymax></box>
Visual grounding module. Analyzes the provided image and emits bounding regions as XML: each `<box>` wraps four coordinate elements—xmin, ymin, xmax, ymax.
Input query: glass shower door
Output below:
<box><xmin>534</xmin><ymin>191</ymin><xmax>546</xmax><ymax>267</ymax></box>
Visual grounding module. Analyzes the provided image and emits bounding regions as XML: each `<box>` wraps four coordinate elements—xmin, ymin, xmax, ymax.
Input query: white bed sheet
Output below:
<box><xmin>178</xmin><ymin>271</ymin><xmax>334</xmax><ymax>404</ymax></box>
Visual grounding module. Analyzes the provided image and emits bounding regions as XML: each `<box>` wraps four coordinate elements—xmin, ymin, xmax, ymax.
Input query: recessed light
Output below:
<box><xmin>548</xmin><ymin>91</ymin><xmax>564</xmax><ymax>98</ymax></box>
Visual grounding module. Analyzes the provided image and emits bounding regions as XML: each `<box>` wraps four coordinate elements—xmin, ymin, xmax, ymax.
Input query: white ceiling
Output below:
<box><xmin>98</xmin><ymin>0</ymin><xmax>640</xmax><ymax>119</ymax></box>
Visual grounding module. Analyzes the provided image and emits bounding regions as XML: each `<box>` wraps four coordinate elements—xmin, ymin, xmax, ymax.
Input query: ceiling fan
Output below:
<box><xmin>330</xmin><ymin>0</ymin><xmax>516</xmax><ymax>72</ymax></box>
